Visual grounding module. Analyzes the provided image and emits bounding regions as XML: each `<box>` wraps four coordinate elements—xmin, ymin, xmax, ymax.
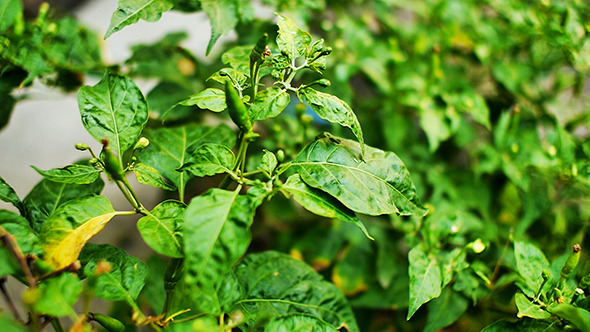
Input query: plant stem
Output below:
<box><xmin>0</xmin><ymin>277</ymin><xmax>22</xmax><ymax>322</ymax></box>
<box><xmin>0</xmin><ymin>228</ymin><xmax>36</xmax><ymax>288</ymax></box>
<box><xmin>220</xmin><ymin>132</ymin><xmax>252</xmax><ymax>189</ymax></box>
<box><xmin>50</xmin><ymin>317</ymin><xmax>65</xmax><ymax>332</ymax></box>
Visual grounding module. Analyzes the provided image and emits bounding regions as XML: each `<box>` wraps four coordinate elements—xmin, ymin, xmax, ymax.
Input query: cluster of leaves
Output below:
<box><xmin>2</xmin><ymin>0</ymin><xmax>590</xmax><ymax>331</ymax></box>
<box><xmin>0</xmin><ymin>1</ymin><xmax>427</xmax><ymax>331</ymax></box>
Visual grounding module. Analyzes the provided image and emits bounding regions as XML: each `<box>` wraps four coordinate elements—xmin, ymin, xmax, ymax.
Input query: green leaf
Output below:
<box><xmin>298</xmin><ymin>88</ymin><xmax>364</xmax><ymax>150</ymax></box>
<box><xmin>276</xmin><ymin>14</ymin><xmax>312</xmax><ymax>62</ymax></box>
<box><xmin>249</xmin><ymin>86</ymin><xmax>290</xmax><ymax>120</ymax></box>
<box><xmin>481</xmin><ymin>318</ymin><xmax>560</xmax><ymax>332</ymax></box>
<box><xmin>291</xmin><ymin>133</ymin><xmax>426</xmax><ymax>216</ymax></box>
<box><xmin>40</xmin><ymin>195</ymin><xmax>116</xmax><ymax>269</ymax></box>
<box><xmin>282</xmin><ymin>174</ymin><xmax>372</xmax><ymax>239</ymax></box>
<box><xmin>133</xmin><ymin>163</ymin><xmax>176</xmax><ymax>191</ymax></box>
<box><xmin>0</xmin><ymin>210</ymin><xmax>41</xmax><ymax>256</ymax></box>
<box><xmin>515</xmin><ymin>293</ymin><xmax>550</xmax><ymax>319</ymax></box>
<box><xmin>0</xmin><ymin>311</ymin><xmax>29</xmax><ymax>332</ymax></box>
<box><xmin>0</xmin><ymin>248</ymin><xmax>18</xmax><ymax>277</ymax></box>
<box><xmin>201</xmin><ymin>0</ymin><xmax>239</xmax><ymax>55</ymax></box>
<box><xmin>264</xmin><ymin>314</ymin><xmax>339</xmax><ymax>331</ymax></box>
<box><xmin>105</xmin><ymin>0</ymin><xmax>174</xmax><ymax>38</ymax></box>
<box><xmin>34</xmin><ymin>273</ymin><xmax>82</xmax><ymax>317</ymax></box>
<box><xmin>547</xmin><ymin>303</ymin><xmax>590</xmax><ymax>332</ymax></box>
<box><xmin>80</xmin><ymin>244</ymin><xmax>149</xmax><ymax>302</ymax></box>
<box><xmin>514</xmin><ymin>241</ymin><xmax>551</xmax><ymax>297</ymax></box>
<box><xmin>137</xmin><ymin>200</ymin><xmax>185</xmax><ymax>258</ymax></box>
<box><xmin>229</xmin><ymin>251</ymin><xmax>359</xmax><ymax>332</ymax></box>
<box><xmin>31</xmin><ymin>164</ymin><xmax>101</xmax><ymax>184</ymax></box>
<box><xmin>180</xmin><ymin>88</ymin><xmax>226</xmax><ymax>112</ymax></box>
<box><xmin>424</xmin><ymin>287</ymin><xmax>469</xmax><ymax>332</ymax></box>
<box><xmin>23</xmin><ymin>176</ymin><xmax>104</xmax><ymax>234</ymax></box>
<box><xmin>0</xmin><ymin>0</ymin><xmax>22</xmax><ymax>33</ymax></box>
<box><xmin>178</xmin><ymin>143</ymin><xmax>235</xmax><ymax>178</ymax></box>
<box><xmin>184</xmin><ymin>188</ymin><xmax>255</xmax><ymax>314</ymax></box>
<box><xmin>78</xmin><ymin>71</ymin><xmax>149</xmax><ymax>159</ymax></box>
<box><xmin>138</xmin><ymin>124</ymin><xmax>234</xmax><ymax>197</ymax></box>
<box><xmin>259</xmin><ymin>150</ymin><xmax>278</xmax><ymax>176</ymax></box>
<box><xmin>407</xmin><ymin>246</ymin><xmax>442</xmax><ymax>320</ymax></box>
<box><xmin>0</xmin><ymin>176</ymin><xmax>23</xmax><ymax>214</ymax></box>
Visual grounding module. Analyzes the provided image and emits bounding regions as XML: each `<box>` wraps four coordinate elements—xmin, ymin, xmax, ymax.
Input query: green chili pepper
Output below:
<box><xmin>249</xmin><ymin>33</ymin><xmax>269</xmax><ymax>71</ymax></box>
<box><xmin>89</xmin><ymin>313</ymin><xmax>125</xmax><ymax>332</ymax></box>
<box><xmin>100</xmin><ymin>138</ymin><xmax>125</xmax><ymax>181</ymax></box>
<box><xmin>561</xmin><ymin>243</ymin><xmax>581</xmax><ymax>278</ymax></box>
<box><xmin>225</xmin><ymin>80</ymin><xmax>252</xmax><ymax>133</ymax></box>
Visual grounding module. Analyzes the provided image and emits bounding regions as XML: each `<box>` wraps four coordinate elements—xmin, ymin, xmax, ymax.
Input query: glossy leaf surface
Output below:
<box><xmin>0</xmin><ymin>176</ymin><xmax>23</xmax><ymax>214</ymax></box>
<box><xmin>264</xmin><ymin>314</ymin><xmax>339</xmax><ymax>331</ymax></box>
<box><xmin>105</xmin><ymin>0</ymin><xmax>174</xmax><ymax>38</ymax></box>
<box><xmin>514</xmin><ymin>241</ymin><xmax>551</xmax><ymax>297</ymax></box>
<box><xmin>23</xmin><ymin>177</ymin><xmax>104</xmax><ymax>234</ymax></box>
<box><xmin>40</xmin><ymin>195</ymin><xmax>116</xmax><ymax>269</ymax></box>
<box><xmin>184</xmin><ymin>188</ymin><xmax>255</xmax><ymax>314</ymax></box>
<box><xmin>180</xmin><ymin>88</ymin><xmax>226</xmax><ymax>112</ymax></box>
<box><xmin>78</xmin><ymin>71</ymin><xmax>148</xmax><ymax>159</ymax></box>
<box><xmin>229</xmin><ymin>251</ymin><xmax>359</xmax><ymax>332</ymax></box>
<box><xmin>276</xmin><ymin>15</ymin><xmax>311</xmax><ymax>61</ymax></box>
<box><xmin>80</xmin><ymin>244</ymin><xmax>149</xmax><ymax>302</ymax></box>
<box><xmin>137</xmin><ymin>200</ymin><xmax>185</xmax><ymax>258</ymax></box>
<box><xmin>133</xmin><ymin>163</ymin><xmax>176</xmax><ymax>191</ymax></box>
<box><xmin>291</xmin><ymin>134</ymin><xmax>426</xmax><ymax>216</ymax></box>
<box><xmin>282</xmin><ymin>174</ymin><xmax>371</xmax><ymax>239</ymax></box>
<box><xmin>179</xmin><ymin>143</ymin><xmax>234</xmax><ymax>178</ymax></box>
<box><xmin>138</xmin><ymin>124</ymin><xmax>234</xmax><ymax>195</ymax></box>
<box><xmin>31</xmin><ymin>164</ymin><xmax>101</xmax><ymax>184</ymax></box>
<box><xmin>407</xmin><ymin>246</ymin><xmax>442</xmax><ymax>320</ymax></box>
<box><xmin>298</xmin><ymin>88</ymin><xmax>364</xmax><ymax>149</ymax></box>
<box><xmin>249</xmin><ymin>86</ymin><xmax>290</xmax><ymax>120</ymax></box>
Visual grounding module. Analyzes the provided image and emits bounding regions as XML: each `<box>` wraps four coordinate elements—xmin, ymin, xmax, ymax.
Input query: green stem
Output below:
<box><xmin>51</xmin><ymin>318</ymin><xmax>65</xmax><ymax>332</ymax></box>
<box><xmin>219</xmin><ymin>132</ymin><xmax>251</xmax><ymax>189</ymax></box>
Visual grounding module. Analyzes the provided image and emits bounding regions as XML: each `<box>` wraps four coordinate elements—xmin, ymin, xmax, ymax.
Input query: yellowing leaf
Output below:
<box><xmin>40</xmin><ymin>195</ymin><xmax>116</xmax><ymax>270</ymax></box>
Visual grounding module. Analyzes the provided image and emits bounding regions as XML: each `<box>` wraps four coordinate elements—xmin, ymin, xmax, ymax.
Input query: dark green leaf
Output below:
<box><xmin>140</xmin><ymin>255</ymin><xmax>167</xmax><ymax>314</ymax></box>
<box><xmin>23</xmin><ymin>176</ymin><xmax>104</xmax><ymax>234</ymax></box>
<box><xmin>264</xmin><ymin>314</ymin><xmax>339</xmax><ymax>331</ymax></box>
<box><xmin>201</xmin><ymin>0</ymin><xmax>239</xmax><ymax>55</ymax></box>
<box><xmin>39</xmin><ymin>195</ymin><xmax>116</xmax><ymax>269</ymax></box>
<box><xmin>178</xmin><ymin>143</ymin><xmax>234</xmax><ymax>178</ymax></box>
<box><xmin>249</xmin><ymin>86</ymin><xmax>290</xmax><ymax>120</ymax></box>
<box><xmin>548</xmin><ymin>303</ymin><xmax>590</xmax><ymax>332</ymax></box>
<box><xmin>276</xmin><ymin>14</ymin><xmax>311</xmax><ymax>61</ymax></box>
<box><xmin>424</xmin><ymin>287</ymin><xmax>468</xmax><ymax>332</ymax></box>
<box><xmin>298</xmin><ymin>88</ymin><xmax>364</xmax><ymax>149</ymax></box>
<box><xmin>133</xmin><ymin>163</ymin><xmax>176</xmax><ymax>191</ymax></box>
<box><xmin>0</xmin><ymin>0</ymin><xmax>22</xmax><ymax>33</ymax></box>
<box><xmin>80</xmin><ymin>244</ymin><xmax>149</xmax><ymax>302</ymax></box>
<box><xmin>0</xmin><ymin>176</ymin><xmax>23</xmax><ymax>214</ymax></box>
<box><xmin>78</xmin><ymin>71</ymin><xmax>148</xmax><ymax>159</ymax></box>
<box><xmin>34</xmin><ymin>273</ymin><xmax>82</xmax><ymax>317</ymax></box>
<box><xmin>229</xmin><ymin>251</ymin><xmax>359</xmax><ymax>332</ymax></box>
<box><xmin>514</xmin><ymin>241</ymin><xmax>551</xmax><ymax>297</ymax></box>
<box><xmin>180</xmin><ymin>88</ymin><xmax>226</xmax><ymax>112</ymax></box>
<box><xmin>31</xmin><ymin>164</ymin><xmax>101</xmax><ymax>184</ymax></box>
<box><xmin>184</xmin><ymin>188</ymin><xmax>255</xmax><ymax>314</ymax></box>
<box><xmin>138</xmin><ymin>124</ymin><xmax>234</xmax><ymax>196</ymax></box>
<box><xmin>0</xmin><ymin>93</ymin><xmax>16</xmax><ymax>131</ymax></box>
<box><xmin>137</xmin><ymin>200</ymin><xmax>185</xmax><ymax>258</ymax></box>
<box><xmin>291</xmin><ymin>133</ymin><xmax>426</xmax><ymax>216</ymax></box>
<box><xmin>481</xmin><ymin>318</ymin><xmax>560</xmax><ymax>332</ymax></box>
<box><xmin>105</xmin><ymin>0</ymin><xmax>174</xmax><ymax>38</ymax></box>
<box><xmin>282</xmin><ymin>174</ymin><xmax>371</xmax><ymax>239</ymax></box>
<box><xmin>407</xmin><ymin>246</ymin><xmax>442</xmax><ymax>320</ymax></box>
<box><xmin>515</xmin><ymin>293</ymin><xmax>550</xmax><ymax>319</ymax></box>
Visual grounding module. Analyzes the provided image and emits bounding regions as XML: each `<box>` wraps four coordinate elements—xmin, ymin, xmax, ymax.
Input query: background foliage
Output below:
<box><xmin>1</xmin><ymin>0</ymin><xmax>590</xmax><ymax>331</ymax></box>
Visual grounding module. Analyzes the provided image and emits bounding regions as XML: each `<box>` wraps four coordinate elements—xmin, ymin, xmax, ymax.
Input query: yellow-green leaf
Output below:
<box><xmin>40</xmin><ymin>195</ymin><xmax>116</xmax><ymax>269</ymax></box>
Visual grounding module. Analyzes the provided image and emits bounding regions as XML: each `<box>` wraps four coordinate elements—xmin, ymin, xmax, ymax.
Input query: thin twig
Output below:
<box><xmin>0</xmin><ymin>231</ymin><xmax>36</xmax><ymax>288</ymax></box>
<box><xmin>0</xmin><ymin>277</ymin><xmax>22</xmax><ymax>322</ymax></box>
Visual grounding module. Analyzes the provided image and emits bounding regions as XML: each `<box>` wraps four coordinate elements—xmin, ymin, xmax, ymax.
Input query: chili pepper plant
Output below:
<box><xmin>1</xmin><ymin>0</ymin><xmax>590</xmax><ymax>331</ymax></box>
